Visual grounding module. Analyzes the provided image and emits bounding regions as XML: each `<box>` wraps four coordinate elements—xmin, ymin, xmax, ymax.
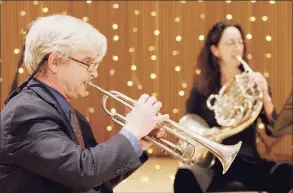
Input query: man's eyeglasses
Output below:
<box><xmin>68</xmin><ymin>57</ymin><xmax>99</xmax><ymax>72</ymax></box>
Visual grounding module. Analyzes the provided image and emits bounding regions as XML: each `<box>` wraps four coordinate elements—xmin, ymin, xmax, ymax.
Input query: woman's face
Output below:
<box><xmin>211</xmin><ymin>26</ymin><xmax>245</xmax><ymax>68</ymax></box>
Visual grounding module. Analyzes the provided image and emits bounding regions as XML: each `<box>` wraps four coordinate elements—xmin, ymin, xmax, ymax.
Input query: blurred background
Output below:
<box><xmin>1</xmin><ymin>1</ymin><xmax>292</xmax><ymax>192</ymax></box>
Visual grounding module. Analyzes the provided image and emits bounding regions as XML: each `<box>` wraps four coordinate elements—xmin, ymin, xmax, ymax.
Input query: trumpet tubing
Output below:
<box><xmin>88</xmin><ymin>81</ymin><xmax>241</xmax><ymax>174</ymax></box>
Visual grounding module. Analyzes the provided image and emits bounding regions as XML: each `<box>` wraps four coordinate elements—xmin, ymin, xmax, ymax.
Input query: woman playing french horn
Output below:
<box><xmin>173</xmin><ymin>22</ymin><xmax>293</xmax><ymax>193</ymax></box>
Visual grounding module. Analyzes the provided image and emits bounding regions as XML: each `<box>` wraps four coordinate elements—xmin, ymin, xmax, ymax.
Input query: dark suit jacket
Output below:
<box><xmin>0</xmin><ymin>79</ymin><xmax>148</xmax><ymax>193</ymax></box>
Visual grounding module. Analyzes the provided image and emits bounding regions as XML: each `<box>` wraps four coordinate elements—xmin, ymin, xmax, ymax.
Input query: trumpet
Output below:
<box><xmin>88</xmin><ymin>82</ymin><xmax>242</xmax><ymax>174</ymax></box>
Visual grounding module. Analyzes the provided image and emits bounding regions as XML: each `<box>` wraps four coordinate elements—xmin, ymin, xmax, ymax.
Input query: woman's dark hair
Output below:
<box><xmin>193</xmin><ymin>21</ymin><xmax>247</xmax><ymax>96</ymax></box>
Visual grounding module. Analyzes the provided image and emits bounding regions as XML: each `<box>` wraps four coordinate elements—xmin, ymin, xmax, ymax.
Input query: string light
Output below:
<box><xmin>88</xmin><ymin>107</ymin><xmax>95</xmax><ymax>113</ymax></box>
<box><xmin>180</xmin><ymin>0</ymin><xmax>186</xmax><ymax>3</ymax></box>
<box><xmin>112</xmin><ymin>55</ymin><xmax>119</xmax><ymax>61</ymax></box>
<box><xmin>226</xmin><ymin>0</ymin><xmax>231</xmax><ymax>3</ymax></box>
<box><xmin>174</xmin><ymin>17</ymin><xmax>180</xmax><ymax>22</ymax></box>
<box><xmin>264</xmin><ymin>72</ymin><xmax>270</xmax><ymax>78</ymax></box>
<box><xmin>137</xmin><ymin>85</ymin><xmax>143</xmax><ymax>90</ymax></box>
<box><xmin>251</xmin><ymin>0</ymin><xmax>256</xmax><ymax>3</ymax></box>
<box><xmin>262</xmin><ymin>16</ymin><xmax>268</xmax><ymax>21</ymax></box>
<box><xmin>266</xmin><ymin>35</ymin><xmax>272</xmax><ymax>41</ymax></box>
<box><xmin>112</xmin><ymin>24</ymin><xmax>118</xmax><ymax>30</ymax></box>
<box><xmin>265</xmin><ymin>53</ymin><xmax>272</xmax><ymax>58</ymax></box>
<box><xmin>150</xmin><ymin>11</ymin><xmax>156</xmax><ymax>16</ymax></box>
<box><xmin>181</xmin><ymin>82</ymin><xmax>187</xmax><ymax>88</ymax></box>
<box><xmin>247</xmin><ymin>54</ymin><xmax>253</xmax><ymax>60</ymax></box>
<box><xmin>18</xmin><ymin>68</ymin><xmax>24</xmax><ymax>74</ymax></box>
<box><xmin>149</xmin><ymin>46</ymin><xmax>155</xmax><ymax>51</ymax></box>
<box><xmin>127</xmin><ymin>81</ymin><xmax>133</xmax><ymax>86</ymax></box>
<box><xmin>112</xmin><ymin>3</ymin><xmax>119</xmax><ymax>9</ymax></box>
<box><xmin>131</xmin><ymin>65</ymin><xmax>137</xmax><ymax>71</ymax></box>
<box><xmin>269</xmin><ymin>0</ymin><xmax>275</xmax><ymax>4</ymax></box>
<box><xmin>109</xmin><ymin>69</ymin><xmax>115</xmax><ymax>76</ymax></box>
<box><xmin>129</xmin><ymin>47</ymin><xmax>135</xmax><ymax>53</ymax></box>
<box><xmin>133</xmin><ymin>27</ymin><xmax>138</xmax><ymax>32</ymax></box>
<box><xmin>154</xmin><ymin>30</ymin><xmax>160</xmax><ymax>36</ymax></box>
<box><xmin>249</xmin><ymin>16</ymin><xmax>256</xmax><ymax>22</ymax></box>
<box><xmin>107</xmin><ymin>126</ymin><xmax>112</xmax><ymax>131</ymax></box>
<box><xmin>258</xmin><ymin>123</ymin><xmax>264</xmax><ymax>129</ymax></box>
<box><xmin>113</xmin><ymin>35</ymin><xmax>119</xmax><ymax>41</ymax></box>
<box><xmin>199</xmin><ymin>35</ymin><xmax>205</xmax><ymax>41</ymax></box>
<box><xmin>148</xmin><ymin>148</ymin><xmax>153</xmax><ymax>154</ymax></box>
<box><xmin>14</xmin><ymin>49</ymin><xmax>20</xmax><ymax>54</ymax></box>
<box><xmin>172</xmin><ymin>108</ymin><xmax>179</xmax><ymax>114</ymax></box>
<box><xmin>33</xmin><ymin>1</ymin><xmax>38</xmax><ymax>5</ymax></box>
<box><xmin>134</xmin><ymin>10</ymin><xmax>140</xmax><ymax>15</ymax></box>
<box><xmin>110</xmin><ymin>108</ymin><xmax>116</xmax><ymax>114</ymax></box>
<box><xmin>86</xmin><ymin>0</ymin><xmax>92</xmax><ymax>4</ymax></box>
<box><xmin>226</xmin><ymin>14</ymin><xmax>233</xmax><ymax>20</ymax></box>
<box><xmin>200</xmin><ymin>14</ymin><xmax>205</xmax><ymax>19</ymax></box>
<box><xmin>172</xmin><ymin>50</ymin><xmax>179</xmax><ymax>56</ymax></box>
<box><xmin>178</xmin><ymin>90</ymin><xmax>185</xmax><ymax>96</ymax></box>
<box><xmin>151</xmin><ymin>55</ymin><xmax>157</xmax><ymax>60</ymax></box>
<box><xmin>175</xmin><ymin>66</ymin><xmax>181</xmax><ymax>72</ymax></box>
<box><xmin>42</xmin><ymin>7</ymin><xmax>49</xmax><ymax>13</ymax></box>
<box><xmin>82</xmin><ymin>17</ymin><xmax>89</xmax><ymax>22</ymax></box>
<box><xmin>176</xmin><ymin>35</ymin><xmax>182</xmax><ymax>41</ymax></box>
<box><xmin>150</xmin><ymin>73</ymin><xmax>157</xmax><ymax>79</ymax></box>
<box><xmin>20</xmin><ymin>11</ymin><xmax>26</xmax><ymax>16</ymax></box>
<box><xmin>195</xmin><ymin>69</ymin><xmax>201</xmax><ymax>75</ymax></box>
<box><xmin>246</xmin><ymin>34</ymin><xmax>252</xmax><ymax>39</ymax></box>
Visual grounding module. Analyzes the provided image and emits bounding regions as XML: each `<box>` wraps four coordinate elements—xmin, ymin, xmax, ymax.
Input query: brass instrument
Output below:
<box><xmin>179</xmin><ymin>55</ymin><xmax>264</xmax><ymax>167</ymax></box>
<box><xmin>88</xmin><ymin>82</ymin><xmax>242</xmax><ymax>174</ymax></box>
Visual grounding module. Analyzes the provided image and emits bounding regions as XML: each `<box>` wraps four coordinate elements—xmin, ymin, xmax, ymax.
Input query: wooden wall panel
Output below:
<box><xmin>1</xmin><ymin>1</ymin><xmax>292</xmax><ymax>160</ymax></box>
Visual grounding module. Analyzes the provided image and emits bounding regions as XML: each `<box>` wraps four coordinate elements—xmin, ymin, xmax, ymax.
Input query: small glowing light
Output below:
<box><xmin>113</xmin><ymin>35</ymin><xmax>119</xmax><ymax>41</ymax></box>
<box><xmin>134</xmin><ymin>10</ymin><xmax>140</xmax><ymax>15</ymax></box>
<box><xmin>247</xmin><ymin>54</ymin><xmax>253</xmax><ymax>60</ymax></box>
<box><xmin>111</xmin><ymin>108</ymin><xmax>116</xmax><ymax>114</ymax></box>
<box><xmin>113</xmin><ymin>3</ymin><xmax>119</xmax><ymax>9</ymax></box>
<box><xmin>175</xmin><ymin>66</ymin><xmax>181</xmax><ymax>72</ymax></box>
<box><xmin>172</xmin><ymin>50</ymin><xmax>179</xmax><ymax>56</ymax></box>
<box><xmin>18</xmin><ymin>68</ymin><xmax>24</xmax><ymax>74</ymax></box>
<box><xmin>172</xmin><ymin>108</ymin><xmax>179</xmax><ymax>114</ymax></box>
<box><xmin>226</xmin><ymin>0</ymin><xmax>231</xmax><ymax>3</ymax></box>
<box><xmin>154</xmin><ymin>30</ymin><xmax>160</xmax><ymax>36</ymax></box>
<box><xmin>182</xmin><ymin>82</ymin><xmax>187</xmax><ymax>88</ymax></box>
<box><xmin>226</xmin><ymin>14</ymin><xmax>233</xmax><ymax>20</ymax></box>
<box><xmin>150</xmin><ymin>73</ymin><xmax>157</xmax><ymax>79</ymax></box>
<box><xmin>83</xmin><ymin>17</ymin><xmax>89</xmax><ymax>22</ymax></box>
<box><xmin>14</xmin><ymin>49</ymin><xmax>20</xmax><ymax>54</ymax></box>
<box><xmin>155</xmin><ymin>164</ymin><xmax>161</xmax><ymax>170</ymax></box>
<box><xmin>176</xmin><ymin>36</ymin><xmax>182</xmax><ymax>42</ymax></box>
<box><xmin>131</xmin><ymin>65</ymin><xmax>137</xmax><ymax>71</ymax></box>
<box><xmin>88</xmin><ymin>107</ymin><xmax>95</xmax><ymax>113</ymax></box>
<box><xmin>262</xmin><ymin>16</ymin><xmax>268</xmax><ymax>21</ymax></box>
<box><xmin>20</xmin><ymin>11</ymin><xmax>26</xmax><ymax>16</ymax></box>
<box><xmin>179</xmin><ymin>90</ymin><xmax>185</xmax><ymax>96</ymax></box>
<box><xmin>266</xmin><ymin>35</ymin><xmax>272</xmax><ymax>41</ymax></box>
<box><xmin>150</xmin><ymin>11</ymin><xmax>156</xmax><ymax>16</ymax></box>
<box><xmin>180</xmin><ymin>0</ymin><xmax>186</xmax><ymax>3</ymax></box>
<box><xmin>33</xmin><ymin>1</ymin><xmax>38</xmax><ymax>5</ymax></box>
<box><xmin>264</xmin><ymin>72</ymin><xmax>270</xmax><ymax>78</ymax></box>
<box><xmin>110</xmin><ymin>69</ymin><xmax>115</xmax><ymax>76</ymax></box>
<box><xmin>200</xmin><ymin>14</ymin><xmax>205</xmax><ymax>19</ymax></box>
<box><xmin>199</xmin><ymin>35</ymin><xmax>205</xmax><ymax>41</ymax></box>
<box><xmin>151</xmin><ymin>55</ymin><xmax>157</xmax><ymax>60</ymax></box>
<box><xmin>258</xmin><ymin>123</ymin><xmax>264</xmax><ymax>129</ymax></box>
<box><xmin>265</xmin><ymin>53</ymin><xmax>271</xmax><ymax>58</ymax></box>
<box><xmin>195</xmin><ymin>69</ymin><xmax>201</xmax><ymax>75</ymax></box>
<box><xmin>246</xmin><ymin>34</ymin><xmax>252</xmax><ymax>39</ymax></box>
<box><xmin>175</xmin><ymin>17</ymin><xmax>181</xmax><ymax>22</ymax></box>
<box><xmin>129</xmin><ymin>47</ymin><xmax>135</xmax><ymax>53</ymax></box>
<box><xmin>107</xmin><ymin>126</ymin><xmax>112</xmax><ymax>131</ymax></box>
<box><xmin>149</xmin><ymin>46</ymin><xmax>155</xmax><ymax>51</ymax></box>
<box><xmin>148</xmin><ymin>148</ymin><xmax>153</xmax><ymax>154</ymax></box>
<box><xmin>42</xmin><ymin>7</ymin><xmax>49</xmax><ymax>13</ymax></box>
<box><xmin>0</xmin><ymin>77</ymin><xmax>2</xmax><ymax>82</ymax></box>
<box><xmin>251</xmin><ymin>0</ymin><xmax>256</xmax><ymax>3</ymax></box>
<box><xmin>140</xmin><ymin>176</ymin><xmax>149</xmax><ymax>183</ymax></box>
<box><xmin>170</xmin><ymin>175</ymin><xmax>175</xmax><ymax>181</ymax></box>
<box><xmin>133</xmin><ymin>27</ymin><xmax>138</xmax><ymax>32</ymax></box>
<box><xmin>249</xmin><ymin>16</ymin><xmax>256</xmax><ymax>22</ymax></box>
<box><xmin>20</xmin><ymin>29</ymin><xmax>27</xmax><ymax>35</ymax></box>
<box><xmin>112</xmin><ymin>24</ymin><xmax>118</xmax><ymax>30</ymax></box>
<box><xmin>61</xmin><ymin>11</ymin><xmax>67</xmax><ymax>15</ymax></box>
<box><xmin>269</xmin><ymin>0</ymin><xmax>275</xmax><ymax>4</ymax></box>
<box><xmin>127</xmin><ymin>81</ymin><xmax>133</xmax><ymax>86</ymax></box>
<box><xmin>112</xmin><ymin>55</ymin><xmax>119</xmax><ymax>61</ymax></box>
<box><xmin>137</xmin><ymin>85</ymin><xmax>143</xmax><ymax>90</ymax></box>
<box><xmin>198</xmin><ymin>0</ymin><xmax>203</xmax><ymax>2</ymax></box>
<box><xmin>86</xmin><ymin>0</ymin><xmax>92</xmax><ymax>4</ymax></box>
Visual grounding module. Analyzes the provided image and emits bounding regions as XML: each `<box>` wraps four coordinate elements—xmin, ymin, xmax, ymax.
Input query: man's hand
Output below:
<box><xmin>139</xmin><ymin>128</ymin><xmax>167</xmax><ymax>151</ymax></box>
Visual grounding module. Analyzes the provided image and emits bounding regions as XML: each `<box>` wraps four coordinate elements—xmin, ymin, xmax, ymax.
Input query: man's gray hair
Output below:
<box><xmin>24</xmin><ymin>14</ymin><xmax>107</xmax><ymax>74</ymax></box>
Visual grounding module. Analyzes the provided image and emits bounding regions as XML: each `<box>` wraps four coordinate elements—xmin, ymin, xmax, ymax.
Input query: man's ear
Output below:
<box><xmin>210</xmin><ymin>45</ymin><xmax>220</xmax><ymax>58</ymax></box>
<box><xmin>47</xmin><ymin>53</ymin><xmax>60</xmax><ymax>74</ymax></box>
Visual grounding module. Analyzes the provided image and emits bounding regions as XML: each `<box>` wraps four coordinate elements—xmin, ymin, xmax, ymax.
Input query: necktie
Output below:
<box><xmin>69</xmin><ymin>105</ymin><xmax>85</xmax><ymax>148</ymax></box>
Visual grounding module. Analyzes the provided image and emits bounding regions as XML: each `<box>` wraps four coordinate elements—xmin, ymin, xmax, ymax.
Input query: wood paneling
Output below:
<box><xmin>1</xmin><ymin>1</ymin><xmax>292</xmax><ymax>160</ymax></box>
